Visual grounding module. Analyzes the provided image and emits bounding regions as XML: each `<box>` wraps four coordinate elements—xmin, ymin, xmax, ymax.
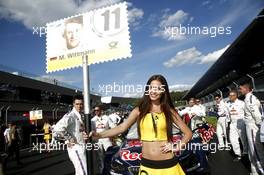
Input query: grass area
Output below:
<box><xmin>205</xmin><ymin>116</ymin><xmax>218</xmax><ymax>128</ymax></box>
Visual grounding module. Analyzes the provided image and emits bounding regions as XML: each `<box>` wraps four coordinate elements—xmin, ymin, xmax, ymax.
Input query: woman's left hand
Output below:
<box><xmin>160</xmin><ymin>142</ymin><xmax>173</xmax><ymax>153</ymax></box>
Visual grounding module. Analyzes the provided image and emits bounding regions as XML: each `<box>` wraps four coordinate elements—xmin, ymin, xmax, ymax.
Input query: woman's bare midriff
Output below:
<box><xmin>141</xmin><ymin>141</ymin><xmax>174</xmax><ymax>160</ymax></box>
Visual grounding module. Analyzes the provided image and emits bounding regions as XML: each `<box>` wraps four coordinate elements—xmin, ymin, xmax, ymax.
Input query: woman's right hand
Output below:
<box><xmin>66</xmin><ymin>138</ymin><xmax>76</xmax><ymax>148</ymax></box>
<box><xmin>89</xmin><ymin>131</ymin><xmax>100</xmax><ymax>140</ymax></box>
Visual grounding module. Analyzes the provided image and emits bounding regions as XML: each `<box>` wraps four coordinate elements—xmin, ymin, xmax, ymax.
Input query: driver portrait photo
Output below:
<box><xmin>63</xmin><ymin>16</ymin><xmax>83</xmax><ymax>50</ymax></box>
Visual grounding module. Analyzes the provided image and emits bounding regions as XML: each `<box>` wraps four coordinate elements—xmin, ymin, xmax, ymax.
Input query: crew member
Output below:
<box><xmin>91</xmin><ymin>105</ymin><xmax>112</xmax><ymax>174</ymax></box>
<box><xmin>240</xmin><ymin>82</ymin><xmax>264</xmax><ymax>175</ymax></box>
<box><xmin>54</xmin><ymin>95</ymin><xmax>88</xmax><ymax>175</ymax></box>
<box><xmin>227</xmin><ymin>90</ymin><xmax>248</xmax><ymax>161</ymax></box>
<box><xmin>215</xmin><ymin>94</ymin><xmax>229</xmax><ymax>148</ymax></box>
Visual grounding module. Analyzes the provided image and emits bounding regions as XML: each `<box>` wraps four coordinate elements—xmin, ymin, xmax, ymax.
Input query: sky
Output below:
<box><xmin>0</xmin><ymin>0</ymin><xmax>263</xmax><ymax>97</ymax></box>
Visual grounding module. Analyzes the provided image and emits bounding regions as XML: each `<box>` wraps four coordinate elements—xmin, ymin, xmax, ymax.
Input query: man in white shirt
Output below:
<box><xmin>195</xmin><ymin>98</ymin><xmax>206</xmax><ymax>119</ymax></box>
<box><xmin>226</xmin><ymin>90</ymin><xmax>248</xmax><ymax>161</ymax></box>
<box><xmin>191</xmin><ymin>99</ymin><xmax>206</xmax><ymax>130</ymax></box>
<box><xmin>4</xmin><ymin>124</ymin><xmax>11</xmax><ymax>146</ymax></box>
<box><xmin>240</xmin><ymin>83</ymin><xmax>264</xmax><ymax>175</ymax></box>
<box><xmin>108</xmin><ymin>111</ymin><xmax>121</xmax><ymax>128</ymax></box>
<box><xmin>179</xmin><ymin>98</ymin><xmax>196</xmax><ymax>128</ymax></box>
<box><xmin>53</xmin><ymin>95</ymin><xmax>88</xmax><ymax>175</ymax></box>
<box><xmin>91</xmin><ymin>106</ymin><xmax>112</xmax><ymax>174</ymax></box>
<box><xmin>215</xmin><ymin>94</ymin><xmax>229</xmax><ymax>148</ymax></box>
<box><xmin>179</xmin><ymin>98</ymin><xmax>195</xmax><ymax>117</ymax></box>
<box><xmin>3</xmin><ymin>123</ymin><xmax>22</xmax><ymax>170</ymax></box>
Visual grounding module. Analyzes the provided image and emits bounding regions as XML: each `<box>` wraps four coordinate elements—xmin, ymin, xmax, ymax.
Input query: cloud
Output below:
<box><xmin>160</xmin><ymin>10</ymin><xmax>189</xmax><ymax>26</ymax></box>
<box><xmin>163</xmin><ymin>47</ymin><xmax>202</xmax><ymax>68</ymax></box>
<box><xmin>169</xmin><ymin>84</ymin><xmax>193</xmax><ymax>91</ymax></box>
<box><xmin>127</xmin><ymin>2</ymin><xmax>144</xmax><ymax>30</ymax></box>
<box><xmin>201</xmin><ymin>0</ymin><xmax>213</xmax><ymax>9</ymax></box>
<box><xmin>199</xmin><ymin>45</ymin><xmax>229</xmax><ymax>64</ymax></box>
<box><xmin>0</xmin><ymin>0</ymin><xmax>143</xmax><ymax>30</ymax></box>
<box><xmin>163</xmin><ymin>45</ymin><xmax>229</xmax><ymax>67</ymax></box>
<box><xmin>202</xmin><ymin>0</ymin><xmax>211</xmax><ymax>6</ymax></box>
<box><xmin>152</xmin><ymin>9</ymin><xmax>192</xmax><ymax>40</ymax></box>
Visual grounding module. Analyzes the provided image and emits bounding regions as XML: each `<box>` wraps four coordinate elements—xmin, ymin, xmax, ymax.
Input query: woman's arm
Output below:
<box><xmin>90</xmin><ymin>107</ymin><xmax>139</xmax><ymax>139</ymax></box>
<box><xmin>171</xmin><ymin>109</ymin><xmax>192</xmax><ymax>151</ymax></box>
<box><xmin>161</xmin><ymin>109</ymin><xmax>192</xmax><ymax>153</ymax></box>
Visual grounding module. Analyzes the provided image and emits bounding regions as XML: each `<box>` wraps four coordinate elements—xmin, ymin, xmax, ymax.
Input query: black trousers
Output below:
<box><xmin>3</xmin><ymin>140</ymin><xmax>20</xmax><ymax>167</ymax></box>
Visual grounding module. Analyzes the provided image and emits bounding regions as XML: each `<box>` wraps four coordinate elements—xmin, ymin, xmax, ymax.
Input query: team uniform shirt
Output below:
<box><xmin>178</xmin><ymin>107</ymin><xmax>193</xmax><ymax>117</ymax></box>
<box><xmin>91</xmin><ymin>115</ymin><xmax>111</xmax><ymax>132</ymax></box>
<box><xmin>53</xmin><ymin>108</ymin><xmax>87</xmax><ymax>175</ymax></box>
<box><xmin>192</xmin><ymin>104</ymin><xmax>206</xmax><ymax>117</ymax></box>
<box><xmin>108</xmin><ymin>113</ymin><xmax>121</xmax><ymax>128</ymax></box>
<box><xmin>217</xmin><ymin>100</ymin><xmax>229</xmax><ymax>118</ymax></box>
<box><xmin>261</xmin><ymin>118</ymin><xmax>264</xmax><ymax>142</ymax></box>
<box><xmin>91</xmin><ymin>115</ymin><xmax>112</xmax><ymax>151</ymax></box>
<box><xmin>226</xmin><ymin>99</ymin><xmax>248</xmax><ymax>156</ymax></box>
<box><xmin>179</xmin><ymin>105</ymin><xmax>205</xmax><ymax>118</ymax></box>
<box><xmin>227</xmin><ymin>99</ymin><xmax>245</xmax><ymax>122</ymax></box>
<box><xmin>244</xmin><ymin>92</ymin><xmax>263</xmax><ymax>125</ymax></box>
<box><xmin>54</xmin><ymin>108</ymin><xmax>85</xmax><ymax>144</ymax></box>
<box><xmin>197</xmin><ymin>104</ymin><xmax>206</xmax><ymax>117</ymax></box>
<box><xmin>243</xmin><ymin>92</ymin><xmax>264</xmax><ymax>174</ymax></box>
<box><xmin>216</xmin><ymin>100</ymin><xmax>229</xmax><ymax>147</ymax></box>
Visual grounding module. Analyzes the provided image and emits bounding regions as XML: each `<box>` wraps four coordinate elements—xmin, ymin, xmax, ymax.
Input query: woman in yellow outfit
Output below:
<box><xmin>90</xmin><ymin>75</ymin><xmax>192</xmax><ymax>175</ymax></box>
<box><xmin>43</xmin><ymin>120</ymin><xmax>51</xmax><ymax>152</ymax></box>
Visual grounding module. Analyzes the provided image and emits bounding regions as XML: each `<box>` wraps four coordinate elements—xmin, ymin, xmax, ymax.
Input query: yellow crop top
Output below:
<box><xmin>43</xmin><ymin>124</ymin><xmax>50</xmax><ymax>134</ymax></box>
<box><xmin>140</xmin><ymin>112</ymin><xmax>168</xmax><ymax>141</ymax></box>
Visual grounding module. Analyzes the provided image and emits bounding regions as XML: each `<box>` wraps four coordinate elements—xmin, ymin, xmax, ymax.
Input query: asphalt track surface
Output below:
<box><xmin>208</xmin><ymin>150</ymin><xmax>250</xmax><ymax>175</ymax></box>
<box><xmin>3</xmin><ymin>147</ymin><xmax>251</xmax><ymax>175</ymax></box>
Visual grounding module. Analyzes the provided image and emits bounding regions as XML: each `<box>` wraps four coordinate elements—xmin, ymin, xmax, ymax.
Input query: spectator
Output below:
<box><xmin>3</xmin><ymin>123</ymin><xmax>23</xmax><ymax>171</ymax></box>
<box><xmin>91</xmin><ymin>105</ymin><xmax>112</xmax><ymax>174</ymax></box>
<box><xmin>43</xmin><ymin>120</ymin><xmax>51</xmax><ymax>152</ymax></box>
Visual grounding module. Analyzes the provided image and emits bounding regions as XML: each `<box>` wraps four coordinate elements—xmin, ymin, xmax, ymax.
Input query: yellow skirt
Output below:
<box><xmin>138</xmin><ymin>156</ymin><xmax>185</xmax><ymax>175</ymax></box>
<box><xmin>44</xmin><ymin>134</ymin><xmax>51</xmax><ymax>140</ymax></box>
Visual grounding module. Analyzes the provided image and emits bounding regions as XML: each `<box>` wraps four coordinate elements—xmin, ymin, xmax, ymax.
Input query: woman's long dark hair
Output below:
<box><xmin>137</xmin><ymin>74</ymin><xmax>176</xmax><ymax>142</ymax></box>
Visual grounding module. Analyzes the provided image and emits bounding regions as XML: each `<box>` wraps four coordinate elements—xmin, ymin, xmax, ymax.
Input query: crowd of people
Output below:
<box><xmin>1</xmin><ymin>122</ymin><xmax>23</xmax><ymax>171</ymax></box>
<box><xmin>213</xmin><ymin>82</ymin><xmax>264</xmax><ymax>175</ymax></box>
<box><xmin>0</xmin><ymin>97</ymin><xmax>129</xmax><ymax>174</ymax></box>
<box><xmin>178</xmin><ymin>82</ymin><xmax>264</xmax><ymax>175</ymax></box>
<box><xmin>0</xmin><ymin>75</ymin><xmax>263</xmax><ymax>175</ymax></box>
<box><xmin>52</xmin><ymin>95</ymin><xmax>131</xmax><ymax>175</ymax></box>
<box><xmin>178</xmin><ymin>98</ymin><xmax>206</xmax><ymax>131</ymax></box>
